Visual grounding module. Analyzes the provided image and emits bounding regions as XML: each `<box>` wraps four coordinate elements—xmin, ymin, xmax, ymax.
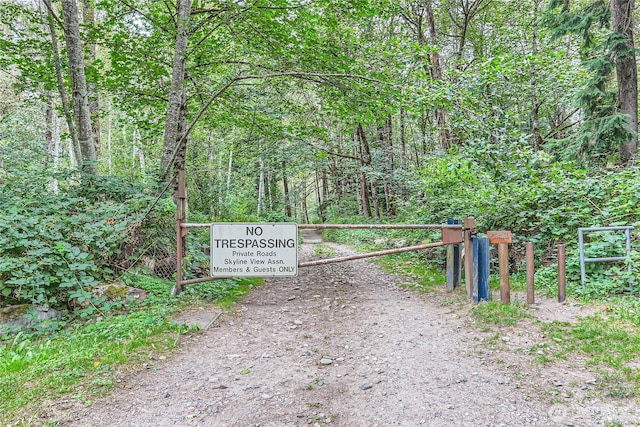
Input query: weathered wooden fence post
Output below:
<box><xmin>464</xmin><ymin>217</ymin><xmax>476</xmax><ymax>298</ymax></box>
<box><xmin>526</xmin><ymin>242</ymin><xmax>535</xmax><ymax>304</ymax></box>
<box><xmin>487</xmin><ymin>231</ymin><xmax>512</xmax><ymax>304</ymax></box>
<box><xmin>558</xmin><ymin>243</ymin><xmax>566</xmax><ymax>303</ymax></box>
<box><xmin>498</xmin><ymin>242</ymin><xmax>510</xmax><ymax>303</ymax></box>
<box><xmin>446</xmin><ymin>219</ymin><xmax>462</xmax><ymax>291</ymax></box>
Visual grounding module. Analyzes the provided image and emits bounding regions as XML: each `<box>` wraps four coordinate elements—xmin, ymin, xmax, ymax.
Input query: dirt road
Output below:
<box><xmin>61</xmin><ymin>234</ymin><xmax>639</xmax><ymax>426</ymax></box>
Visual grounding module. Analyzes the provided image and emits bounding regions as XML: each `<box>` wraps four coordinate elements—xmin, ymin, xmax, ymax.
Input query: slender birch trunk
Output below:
<box><xmin>44</xmin><ymin>0</ymin><xmax>81</xmax><ymax>167</ymax></box>
<box><xmin>161</xmin><ymin>0</ymin><xmax>192</xmax><ymax>173</ymax></box>
<box><xmin>61</xmin><ymin>0</ymin><xmax>97</xmax><ymax>173</ymax></box>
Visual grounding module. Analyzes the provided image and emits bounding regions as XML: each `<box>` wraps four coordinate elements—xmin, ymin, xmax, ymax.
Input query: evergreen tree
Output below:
<box><xmin>544</xmin><ymin>0</ymin><xmax>637</xmax><ymax>163</ymax></box>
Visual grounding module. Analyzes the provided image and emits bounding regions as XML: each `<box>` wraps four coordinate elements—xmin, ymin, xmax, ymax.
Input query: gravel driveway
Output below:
<box><xmin>61</xmin><ymin>233</ymin><xmax>639</xmax><ymax>426</ymax></box>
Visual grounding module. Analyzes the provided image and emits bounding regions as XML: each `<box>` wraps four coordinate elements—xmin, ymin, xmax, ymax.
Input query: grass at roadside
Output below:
<box><xmin>377</xmin><ymin>252</ymin><xmax>640</xmax><ymax>401</ymax></box>
<box><xmin>0</xmin><ymin>275</ymin><xmax>259</xmax><ymax>425</ymax></box>
<box><xmin>473</xmin><ymin>299</ymin><xmax>640</xmax><ymax>400</ymax></box>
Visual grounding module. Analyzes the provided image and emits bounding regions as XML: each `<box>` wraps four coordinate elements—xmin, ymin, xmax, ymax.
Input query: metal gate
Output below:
<box><xmin>175</xmin><ymin>222</ymin><xmax>464</xmax><ymax>291</ymax></box>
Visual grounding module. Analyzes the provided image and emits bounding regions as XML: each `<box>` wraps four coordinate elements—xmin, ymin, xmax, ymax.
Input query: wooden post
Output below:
<box><xmin>446</xmin><ymin>243</ymin><xmax>454</xmax><ymax>291</ymax></box>
<box><xmin>526</xmin><ymin>242</ymin><xmax>535</xmax><ymax>304</ymax></box>
<box><xmin>498</xmin><ymin>242</ymin><xmax>510</xmax><ymax>303</ymax></box>
<box><xmin>487</xmin><ymin>231</ymin><xmax>512</xmax><ymax>304</ymax></box>
<box><xmin>446</xmin><ymin>219</ymin><xmax>462</xmax><ymax>291</ymax></box>
<box><xmin>464</xmin><ymin>217</ymin><xmax>476</xmax><ymax>298</ymax></box>
<box><xmin>558</xmin><ymin>243</ymin><xmax>566</xmax><ymax>303</ymax></box>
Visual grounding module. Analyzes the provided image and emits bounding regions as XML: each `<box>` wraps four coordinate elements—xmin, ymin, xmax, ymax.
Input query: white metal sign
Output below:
<box><xmin>210</xmin><ymin>223</ymin><xmax>298</xmax><ymax>277</ymax></box>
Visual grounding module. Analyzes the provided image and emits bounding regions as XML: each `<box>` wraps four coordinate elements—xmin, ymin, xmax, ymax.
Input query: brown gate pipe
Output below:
<box><xmin>174</xmin><ymin>170</ymin><xmax>187</xmax><ymax>294</ymax></box>
<box><xmin>298</xmin><ymin>241</ymin><xmax>447</xmax><ymax>267</ymax></box>
<box><xmin>298</xmin><ymin>224</ymin><xmax>462</xmax><ymax>230</ymax></box>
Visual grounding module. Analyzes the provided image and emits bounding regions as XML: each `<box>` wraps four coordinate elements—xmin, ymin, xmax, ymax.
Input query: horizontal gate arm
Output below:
<box><xmin>185</xmin><ymin>223</ymin><xmax>462</xmax><ymax>230</ymax></box>
<box><xmin>298</xmin><ymin>224</ymin><xmax>461</xmax><ymax>230</ymax></box>
<box><xmin>299</xmin><ymin>241</ymin><xmax>447</xmax><ymax>268</ymax></box>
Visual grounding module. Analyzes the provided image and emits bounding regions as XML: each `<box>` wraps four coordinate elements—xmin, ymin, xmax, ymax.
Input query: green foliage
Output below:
<box><xmin>543</xmin><ymin>0</ymin><xmax>634</xmax><ymax>163</ymax></box>
<box><xmin>0</xmin><ymin>271</ymin><xmax>255</xmax><ymax>423</ymax></box>
<box><xmin>539</xmin><ymin>313</ymin><xmax>640</xmax><ymax>397</ymax></box>
<box><xmin>0</xmin><ymin>169</ymin><xmax>155</xmax><ymax>308</ymax></box>
<box><xmin>0</xmin><ymin>307</ymin><xmax>183</xmax><ymax>423</ymax></box>
<box><xmin>388</xmin><ymin>142</ymin><xmax>640</xmax><ymax>299</ymax></box>
<box><xmin>181</xmin><ymin>277</ymin><xmax>259</xmax><ymax>308</ymax></box>
<box><xmin>545</xmin><ymin>0</ymin><xmax>610</xmax><ymax>51</ymax></box>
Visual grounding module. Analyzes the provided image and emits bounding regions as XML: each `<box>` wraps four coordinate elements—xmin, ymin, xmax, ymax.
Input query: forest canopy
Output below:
<box><xmin>1</xmin><ymin>0</ymin><xmax>639</xmax><ymax>307</ymax></box>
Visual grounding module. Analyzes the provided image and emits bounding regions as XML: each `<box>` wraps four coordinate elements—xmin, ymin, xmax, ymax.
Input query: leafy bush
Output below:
<box><xmin>341</xmin><ymin>144</ymin><xmax>640</xmax><ymax>298</ymax></box>
<box><xmin>0</xmin><ymin>170</ymin><xmax>157</xmax><ymax>308</ymax></box>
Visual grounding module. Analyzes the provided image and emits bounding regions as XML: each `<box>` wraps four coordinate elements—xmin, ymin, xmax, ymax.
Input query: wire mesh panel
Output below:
<box><xmin>117</xmin><ymin>213</ymin><xmax>178</xmax><ymax>280</ymax></box>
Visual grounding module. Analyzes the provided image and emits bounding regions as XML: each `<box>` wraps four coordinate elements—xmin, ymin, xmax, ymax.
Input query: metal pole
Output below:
<box><xmin>472</xmin><ymin>235</ymin><xmax>479</xmax><ymax>302</ymax></box>
<box><xmin>478</xmin><ymin>237</ymin><xmax>490</xmax><ymax>302</ymax></box>
<box><xmin>578</xmin><ymin>229</ymin><xmax>586</xmax><ymax>286</ymax></box>
<box><xmin>299</xmin><ymin>241</ymin><xmax>448</xmax><ymax>268</ymax></box>
<box><xmin>175</xmin><ymin>218</ymin><xmax>183</xmax><ymax>295</ymax></box>
<box><xmin>526</xmin><ymin>242</ymin><xmax>535</xmax><ymax>304</ymax></box>
<box><xmin>464</xmin><ymin>217</ymin><xmax>476</xmax><ymax>298</ymax></box>
<box><xmin>498</xmin><ymin>242</ymin><xmax>510</xmax><ymax>303</ymax></box>
<box><xmin>558</xmin><ymin>243</ymin><xmax>566</xmax><ymax>303</ymax></box>
<box><xmin>173</xmin><ymin>170</ymin><xmax>186</xmax><ymax>295</ymax></box>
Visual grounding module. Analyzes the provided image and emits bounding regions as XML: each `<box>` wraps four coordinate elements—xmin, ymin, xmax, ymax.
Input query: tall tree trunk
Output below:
<box><xmin>61</xmin><ymin>0</ymin><xmax>97</xmax><ymax>173</ymax></box>
<box><xmin>383</xmin><ymin>115</ymin><xmax>396</xmax><ymax>217</ymax></box>
<box><xmin>44</xmin><ymin>0</ymin><xmax>81</xmax><ymax>166</ymax></box>
<box><xmin>45</xmin><ymin>94</ymin><xmax>54</xmax><ymax>160</ymax></box>
<box><xmin>161</xmin><ymin>0</ymin><xmax>192</xmax><ymax>173</ymax></box>
<box><xmin>314</xmin><ymin>167</ymin><xmax>325</xmax><ymax>222</ymax></box>
<box><xmin>226</xmin><ymin>149</ymin><xmax>233</xmax><ymax>199</ymax></box>
<box><xmin>425</xmin><ymin>0</ymin><xmax>450</xmax><ymax>150</ymax></box>
<box><xmin>45</xmin><ymin>93</ymin><xmax>61</xmax><ymax>194</ymax></box>
<box><xmin>267</xmin><ymin>169</ymin><xmax>273</xmax><ymax>211</ymax></box>
<box><xmin>330</xmin><ymin>128</ymin><xmax>344</xmax><ymax>203</ymax></box>
<box><xmin>257</xmin><ymin>156</ymin><xmax>265</xmax><ymax>215</ymax></box>
<box><xmin>132</xmin><ymin>127</ymin><xmax>145</xmax><ymax>173</ymax></box>
<box><xmin>216</xmin><ymin>146</ymin><xmax>222</xmax><ymax>212</ymax></box>
<box><xmin>370</xmin><ymin>181</ymin><xmax>381</xmax><ymax>220</ymax></box>
<box><xmin>448</xmin><ymin>0</ymin><xmax>492</xmax><ymax>69</ymax></box>
<box><xmin>356</xmin><ymin>124</ymin><xmax>372</xmax><ymax>219</ymax></box>
<box><xmin>329</xmin><ymin>156</ymin><xmax>342</xmax><ymax>203</ymax></box>
<box><xmin>530</xmin><ymin>0</ymin><xmax>543</xmax><ymax>150</ymax></box>
<box><xmin>400</xmin><ymin>107</ymin><xmax>407</xmax><ymax>170</ymax></box>
<box><xmin>52</xmin><ymin>113</ymin><xmax>61</xmax><ymax>194</ymax></box>
<box><xmin>82</xmin><ymin>0</ymin><xmax>100</xmax><ymax>156</ymax></box>
<box><xmin>282</xmin><ymin>161</ymin><xmax>292</xmax><ymax>218</ymax></box>
<box><xmin>322</xmin><ymin>169</ymin><xmax>329</xmax><ymax>203</ymax></box>
<box><xmin>302</xmin><ymin>178</ymin><xmax>309</xmax><ymax>223</ymax></box>
<box><xmin>420</xmin><ymin>110</ymin><xmax>429</xmax><ymax>154</ymax></box>
<box><xmin>106</xmin><ymin>97</ymin><xmax>113</xmax><ymax>174</ymax></box>
<box><xmin>611</xmin><ymin>0</ymin><xmax>638</xmax><ymax>162</ymax></box>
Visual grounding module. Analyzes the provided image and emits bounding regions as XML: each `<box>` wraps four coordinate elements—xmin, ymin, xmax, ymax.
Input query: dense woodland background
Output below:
<box><xmin>2</xmin><ymin>0</ymin><xmax>640</xmax><ymax>310</ymax></box>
